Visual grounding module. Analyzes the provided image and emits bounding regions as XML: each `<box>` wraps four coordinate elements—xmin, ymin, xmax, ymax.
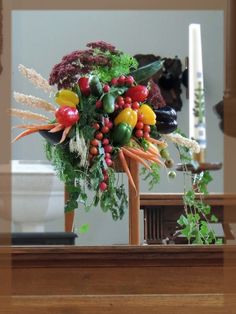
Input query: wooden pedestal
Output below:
<box><xmin>65</xmin><ymin>160</ymin><xmax>140</xmax><ymax>245</ymax></box>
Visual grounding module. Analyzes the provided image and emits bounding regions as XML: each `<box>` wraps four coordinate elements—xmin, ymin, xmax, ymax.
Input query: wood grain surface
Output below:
<box><xmin>9</xmin><ymin>244</ymin><xmax>236</xmax><ymax>313</ymax></box>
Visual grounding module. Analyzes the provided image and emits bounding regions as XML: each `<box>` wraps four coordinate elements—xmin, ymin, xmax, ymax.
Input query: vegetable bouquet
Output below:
<box><xmin>12</xmin><ymin>41</ymin><xmax>199</xmax><ymax>220</ymax></box>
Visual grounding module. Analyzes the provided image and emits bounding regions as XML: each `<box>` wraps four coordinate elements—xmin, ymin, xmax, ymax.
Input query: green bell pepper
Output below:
<box><xmin>112</xmin><ymin>122</ymin><xmax>132</xmax><ymax>146</ymax></box>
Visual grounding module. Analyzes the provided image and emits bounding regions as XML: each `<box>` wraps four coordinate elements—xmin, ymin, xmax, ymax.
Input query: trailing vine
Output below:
<box><xmin>174</xmin><ymin>135</ymin><xmax>222</xmax><ymax>244</ymax></box>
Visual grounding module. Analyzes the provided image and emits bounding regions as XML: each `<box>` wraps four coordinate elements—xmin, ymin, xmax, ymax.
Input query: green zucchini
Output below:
<box><xmin>102</xmin><ymin>93</ymin><xmax>115</xmax><ymax>114</ymax></box>
<box><xmin>89</xmin><ymin>76</ymin><xmax>103</xmax><ymax>96</ymax></box>
<box><xmin>129</xmin><ymin>60</ymin><xmax>164</xmax><ymax>83</ymax></box>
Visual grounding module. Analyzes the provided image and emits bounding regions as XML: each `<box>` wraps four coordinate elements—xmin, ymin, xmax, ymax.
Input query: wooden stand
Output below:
<box><xmin>193</xmin><ymin>148</ymin><xmax>205</xmax><ymax>163</ymax></box>
<box><xmin>176</xmin><ymin>162</ymin><xmax>222</xmax><ymax>174</ymax></box>
<box><xmin>128</xmin><ymin>159</ymin><xmax>140</xmax><ymax>245</ymax></box>
<box><xmin>64</xmin><ymin>160</ymin><xmax>141</xmax><ymax>244</ymax></box>
<box><xmin>64</xmin><ymin>187</ymin><xmax>75</xmax><ymax>233</ymax></box>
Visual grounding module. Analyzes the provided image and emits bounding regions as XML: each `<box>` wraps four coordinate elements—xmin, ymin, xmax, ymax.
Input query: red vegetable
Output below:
<box><xmin>125</xmin><ymin>85</ymin><xmax>149</xmax><ymax>102</ymax></box>
<box><xmin>99</xmin><ymin>181</ymin><xmax>107</xmax><ymax>191</ymax></box>
<box><xmin>78</xmin><ymin>77</ymin><xmax>91</xmax><ymax>96</ymax></box>
<box><xmin>55</xmin><ymin>106</ymin><xmax>79</xmax><ymax>127</ymax></box>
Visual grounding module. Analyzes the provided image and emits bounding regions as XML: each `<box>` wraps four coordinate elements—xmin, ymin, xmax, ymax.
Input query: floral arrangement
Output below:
<box><xmin>12</xmin><ymin>41</ymin><xmax>201</xmax><ymax>224</ymax></box>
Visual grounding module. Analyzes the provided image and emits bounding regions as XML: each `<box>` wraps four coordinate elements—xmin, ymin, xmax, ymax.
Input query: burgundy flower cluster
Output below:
<box><xmin>147</xmin><ymin>79</ymin><xmax>166</xmax><ymax>109</ymax></box>
<box><xmin>49</xmin><ymin>41</ymin><xmax>118</xmax><ymax>89</ymax></box>
<box><xmin>86</xmin><ymin>41</ymin><xmax>120</xmax><ymax>54</ymax></box>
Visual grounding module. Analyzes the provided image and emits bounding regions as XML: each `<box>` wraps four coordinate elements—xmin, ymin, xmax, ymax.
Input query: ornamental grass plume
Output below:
<box><xmin>10</xmin><ymin>108</ymin><xmax>50</xmax><ymax>122</ymax></box>
<box><xmin>163</xmin><ymin>132</ymin><xmax>200</xmax><ymax>153</ymax></box>
<box><xmin>18</xmin><ymin>64</ymin><xmax>54</xmax><ymax>94</ymax></box>
<box><xmin>14</xmin><ymin>92</ymin><xmax>56</xmax><ymax>112</ymax></box>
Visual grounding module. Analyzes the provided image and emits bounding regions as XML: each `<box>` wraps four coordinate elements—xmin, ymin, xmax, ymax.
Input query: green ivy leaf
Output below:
<box><xmin>79</xmin><ymin>224</ymin><xmax>89</xmax><ymax>234</ymax></box>
<box><xmin>211</xmin><ymin>214</ymin><xmax>219</xmax><ymax>223</ymax></box>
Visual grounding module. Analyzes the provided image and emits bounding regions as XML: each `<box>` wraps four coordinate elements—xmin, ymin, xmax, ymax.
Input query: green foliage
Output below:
<box><xmin>172</xmin><ymin>128</ymin><xmax>221</xmax><ymax>245</ymax></box>
<box><xmin>79</xmin><ymin>224</ymin><xmax>90</xmax><ymax>234</ymax></box>
<box><xmin>44</xmin><ymin>141</ymin><xmax>127</xmax><ymax>221</ymax></box>
<box><xmin>140</xmin><ymin>162</ymin><xmax>161</xmax><ymax>190</ymax></box>
<box><xmin>174</xmin><ymin>139</ymin><xmax>220</xmax><ymax>244</ymax></box>
<box><xmin>93</xmin><ymin>49</ymin><xmax>138</xmax><ymax>82</ymax></box>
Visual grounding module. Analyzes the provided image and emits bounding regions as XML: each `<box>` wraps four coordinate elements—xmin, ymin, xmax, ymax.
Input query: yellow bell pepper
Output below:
<box><xmin>55</xmin><ymin>89</ymin><xmax>79</xmax><ymax>108</ymax></box>
<box><xmin>138</xmin><ymin>104</ymin><xmax>156</xmax><ymax>125</ymax></box>
<box><xmin>114</xmin><ymin>108</ymin><xmax>137</xmax><ymax>128</ymax></box>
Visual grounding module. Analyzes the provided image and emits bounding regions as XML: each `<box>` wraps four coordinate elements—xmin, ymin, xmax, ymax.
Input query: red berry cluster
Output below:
<box><xmin>134</xmin><ymin>114</ymin><xmax>151</xmax><ymax>139</ymax></box>
<box><xmin>115</xmin><ymin>96</ymin><xmax>141</xmax><ymax>111</ymax></box>
<box><xmin>110</xmin><ymin>75</ymin><xmax>134</xmax><ymax>87</ymax></box>
<box><xmin>99</xmin><ymin>169</ymin><xmax>108</xmax><ymax>191</ymax></box>
<box><xmin>90</xmin><ymin>119</ymin><xmax>113</xmax><ymax>167</ymax></box>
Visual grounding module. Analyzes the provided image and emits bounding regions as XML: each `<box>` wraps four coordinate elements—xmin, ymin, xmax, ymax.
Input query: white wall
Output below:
<box><xmin>11</xmin><ymin>10</ymin><xmax>224</xmax><ymax>244</ymax></box>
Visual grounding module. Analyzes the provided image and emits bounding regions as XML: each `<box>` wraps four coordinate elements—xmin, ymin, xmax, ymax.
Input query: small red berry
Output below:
<box><xmin>143</xmin><ymin>132</ymin><xmax>150</xmax><ymax>139</ymax></box>
<box><xmin>95</xmin><ymin>132</ymin><xmax>103</xmax><ymax>140</ymax></box>
<box><xmin>115</xmin><ymin>104</ymin><xmax>119</xmax><ymax>110</ymax></box>
<box><xmin>105</xmin><ymin>153</ymin><xmax>111</xmax><ymax>159</ymax></box>
<box><xmin>90</xmin><ymin>146</ymin><xmax>98</xmax><ymax>155</ymax></box>
<box><xmin>125</xmin><ymin>75</ymin><xmax>135</xmax><ymax>86</ymax></box>
<box><xmin>92</xmin><ymin>122</ymin><xmax>100</xmax><ymax>130</ymax></box>
<box><xmin>105</xmin><ymin>158</ymin><xmax>113</xmax><ymax>167</ymax></box>
<box><xmin>138</xmin><ymin>113</ymin><xmax>144</xmax><ymax>122</ymax></box>
<box><xmin>135</xmin><ymin>129</ymin><xmax>143</xmax><ymax>138</ymax></box>
<box><xmin>124</xmin><ymin>97</ymin><xmax>132</xmax><ymax>104</ymax></box>
<box><xmin>103</xmin><ymin>84</ymin><xmax>110</xmax><ymax>93</ymax></box>
<box><xmin>102</xmin><ymin>138</ymin><xmax>109</xmax><ymax>146</ymax></box>
<box><xmin>132</xmin><ymin>101</ymin><xmax>140</xmax><ymax>110</ymax></box>
<box><xmin>143</xmin><ymin>125</ymin><xmax>151</xmax><ymax>133</ymax></box>
<box><xmin>124</xmin><ymin>103</ymin><xmax>131</xmax><ymax>109</ymax></box>
<box><xmin>103</xmin><ymin>117</ymin><xmax>110</xmax><ymax>125</ymax></box>
<box><xmin>111</xmin><ymin>78</ymin><xmax>118</xmax><ymax>86</ymax></box>
<box><xmin>136</xmin><ymin>121</ymin><xmax>144</xmax><ymax>130</ymax></box>
<box><xmin>107</xmin><ymin>121</ymin><xmax>113</xmax><ymax>129</ymax></box>
<box><xmin>101</xmin><ymin>126</ymin><xmax>109</xmax><ymax>134</ymax></box>
<box><xmin>102</xmin><ymin>170</ymin><xmax>109</xmax><ymax>181</ymax></box>
<box><xmin>91</xmin><ymin>139</ymin><xmax>99</xmax><ymax>146</ymax></box>
<box><xmin>117</xmin><ymin>96</ymin><xmax>125</xmax><ymax>107</ymax></box>
<box><xmin>104</xmin><ymin>145</ymin><xmax>113</xmax><ymax>153</ymax></box>
<box><xmin>99</xmin><ymin>181</ymin><xmax>107</xmax><ymax>191</ymax></box>
<box><xmin>95</xmin><ymin>100</ymin><xmax>102</xmax><ymax>109</ymax></box>
<box><xmin>118</xmin><ymin>75</ymin><xmax>126</xmax><ymax>85</ymax></box>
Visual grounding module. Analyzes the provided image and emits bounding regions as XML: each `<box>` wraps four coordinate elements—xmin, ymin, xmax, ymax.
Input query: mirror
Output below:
<box><xmin>1</xmin><ymin>0</ymin><xmax>233</xmax><ymax>245</ymax></box>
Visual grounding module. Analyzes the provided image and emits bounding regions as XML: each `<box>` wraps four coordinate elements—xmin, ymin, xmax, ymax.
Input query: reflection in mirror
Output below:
<box><xmin>11</xmin><ymin>10</ymin><xmax>224</xmax><ymax>245</ymax></box>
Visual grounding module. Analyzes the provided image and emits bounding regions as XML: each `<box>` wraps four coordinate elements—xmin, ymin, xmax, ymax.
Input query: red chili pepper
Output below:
<box><xmin>78</xmin><ymin>77</ymin><xmax>91</xmax><ymax>96</ymax></box>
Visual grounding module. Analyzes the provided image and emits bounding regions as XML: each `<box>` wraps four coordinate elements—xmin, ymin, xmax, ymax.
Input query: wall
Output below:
<box><xmin>11</xmin><ymin>10</ymin><xmax>224</xmax><ymax>244</ymax></box>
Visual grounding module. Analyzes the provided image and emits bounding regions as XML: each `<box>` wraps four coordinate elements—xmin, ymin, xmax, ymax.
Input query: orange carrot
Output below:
<box><xmin>126</xmin><ymin>146</ymin><xmax>163</xmax><ymax>166</ymax></box>
<box><xmin>118</xmin><ymin>150</ymin><xmax>137</xmax><ymax>194</ymax></box>
<box><xmin>49</xmin><ymin>124</ymin><xmax>64</xmax><ymax>133</ymax></box>
<box><xmin>122</xmin><ymin>147</ymin><xmax>151</xmax><ymax>171</ymax></box>
<box><xmin>12</xmin><ymin>123</ymin><xmax>57</xmax><ymax>130</ymax></box>
<box><xmin>126</xmin><ymin>147</ymin><xmax>155</xmax><ymax>161</ymax></box>
<box><xmin>12</xmin><ymin>129</ymin><xmax>39</xmax><ymax>143</ymax></box>
<box><xmin>148</xmin><ymin>155</ymin><xmax>164</xmax><ymax>166</ymax></box>
<box><xmin>148</xmin><ymin>137</ymin><xmax>167</xmax><ymax>147</ymax></box>
<box><xmin>59</xmin><ymin>126</ymin><xmax>72</xmax><ymax>143</ymax></box>
<box><xmin>147</xmin><ymin>143</ymin><xmax>161</xmax><ymax>156</ymax></box>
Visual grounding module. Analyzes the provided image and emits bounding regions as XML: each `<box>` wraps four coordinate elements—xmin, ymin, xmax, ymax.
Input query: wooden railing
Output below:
<box><xmin>10</xmin><ymin>245</ymin><xmax>236</xmax><ymax>313</ymax></box>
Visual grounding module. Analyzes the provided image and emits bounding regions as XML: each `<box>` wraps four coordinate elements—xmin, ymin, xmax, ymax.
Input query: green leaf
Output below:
<box><xmin>79</xmin><ymin>224</ymin><xmax>89</xmax><ymax>234</ymax></box>
<box><xmin>211</xmin><ymin>214</ymin><xmax>219</xmax><ymax>223</ymax></box>
<box><xmin>177</xmin><ymin>214</ymin><xmax>188</xmax><ymax>227</ymax></box>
